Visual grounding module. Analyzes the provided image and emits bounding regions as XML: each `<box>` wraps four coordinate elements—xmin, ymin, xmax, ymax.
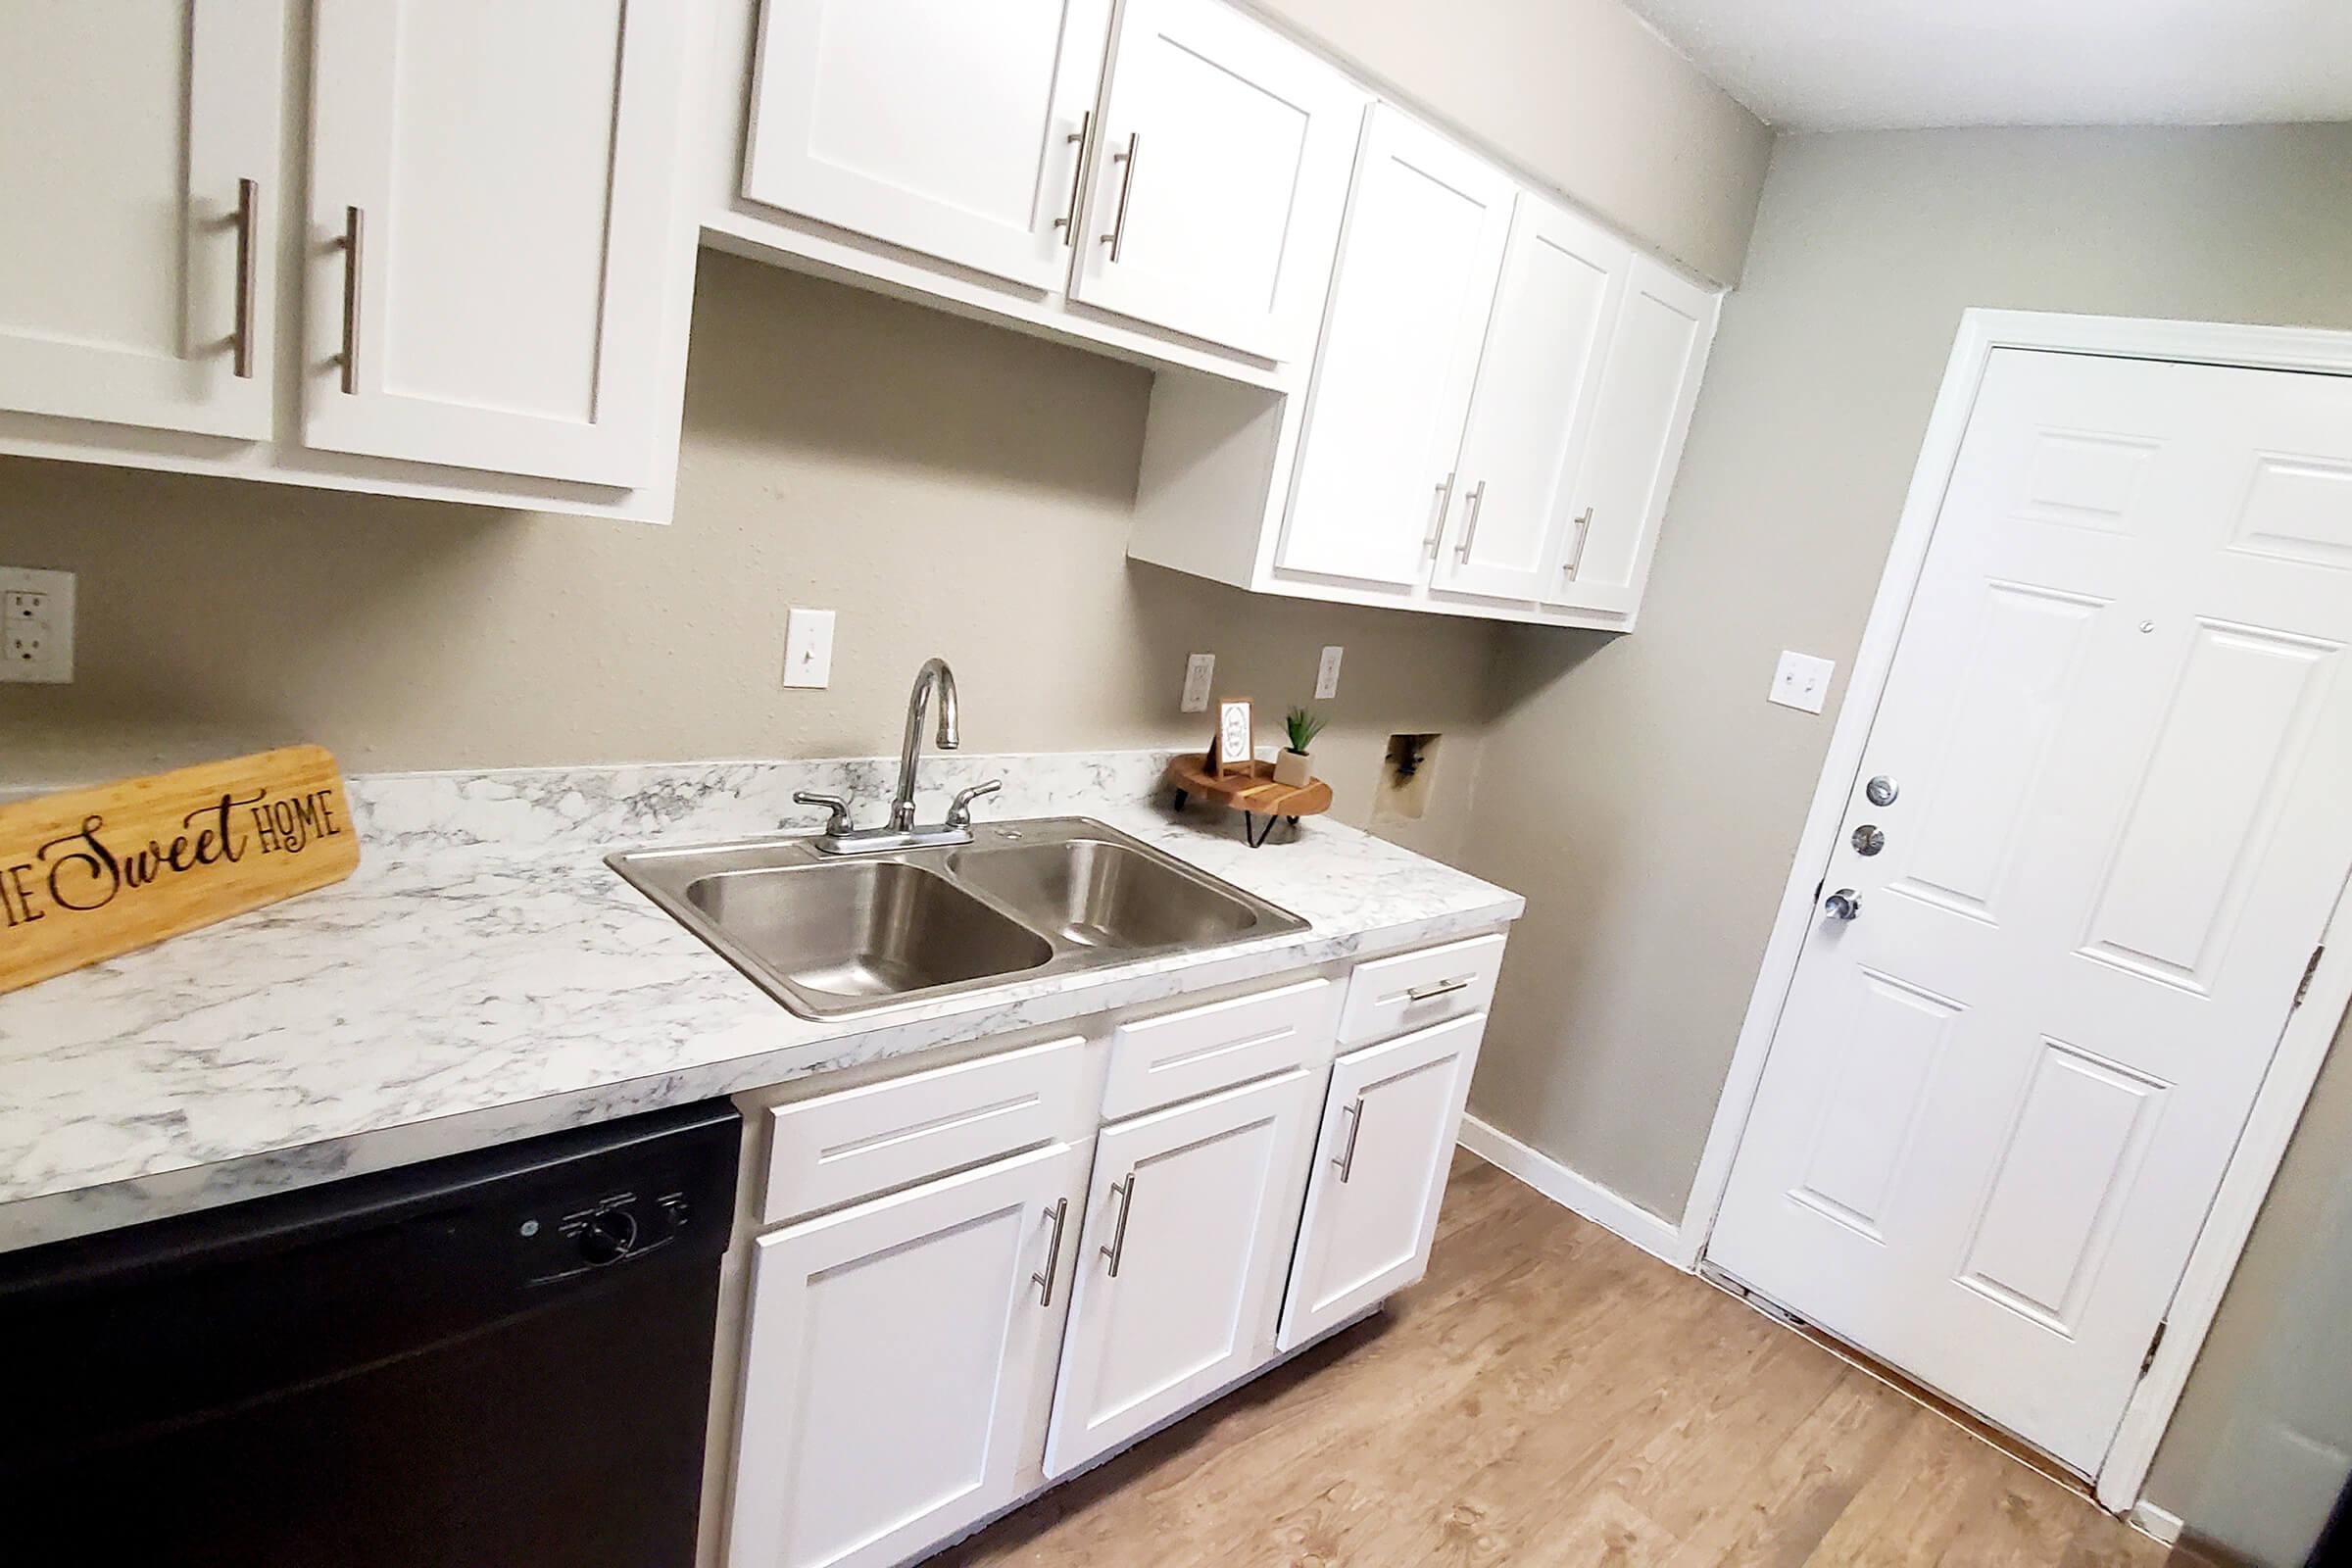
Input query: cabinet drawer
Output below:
<box><xmin>761</xmin><ymin>1035</ymin><xmax>1090</xmax><ymax>1226</ymax></box>
<box><xmin>1102</xmin><ymin>978</ymin><xmax>1335</xmax><ymax>1119</ymax></box>
<box><xmin>1338</xmin><ymin>934</ymin><xmax>1505</xmax><ymax>1047</ymax></box>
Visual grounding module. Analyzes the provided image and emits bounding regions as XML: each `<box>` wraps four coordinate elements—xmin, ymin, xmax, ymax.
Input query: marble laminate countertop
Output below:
<box><xmin>0</xmin><ymin>752</ymin><xmax>1521</xmax><ymax>1253</ymax></box>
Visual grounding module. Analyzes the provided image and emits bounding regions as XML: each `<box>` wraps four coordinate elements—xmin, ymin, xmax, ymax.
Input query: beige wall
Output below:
<box><xmin>0</xmin><ymin>250</ymin><xmax>1501</xmax><ymax>857</ymax></box>
<box><xmin>1251</xmin><ymin>0</ymin><xmax>1772</xmax><ymax>285</ymax></box>
<box><xmin>1456</xmin><ymin>122</ymin><xmax>2352</xmax><ymax>1502</ymax></box>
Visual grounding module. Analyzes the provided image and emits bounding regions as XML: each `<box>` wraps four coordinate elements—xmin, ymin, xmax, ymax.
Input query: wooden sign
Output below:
<box><xmin>1208</xmin><ymin>698</ymin><xmax>1254</xmax><ymax>778</ymax></box>
<box><xmin>0</xmin><ymin>746</ymin><xmax>361</xmax><ymax>995</ymax></box>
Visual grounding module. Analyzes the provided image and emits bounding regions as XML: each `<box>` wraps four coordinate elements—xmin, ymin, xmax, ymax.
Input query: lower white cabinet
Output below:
<box><xmin>1279</xmin><ymin>1011</ymin><xmax>1486</xmax><ymax>1349</ymax></box>
<box><xmin>726</xmin><ymin>1140</ymin><xmax>1091</xmax><ymax>1568</ymax></box>
<box><xmin>1042</xmin><ymin>1067</ymin><xmax>1318</xmax><ymax>1477</ymax></box>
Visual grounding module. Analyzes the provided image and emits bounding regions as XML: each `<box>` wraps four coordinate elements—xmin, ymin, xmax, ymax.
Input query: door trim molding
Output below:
<box><xmin>1671</xmin><ymin>309</ymin><xmax>2352</xmax><ymax>1515</ymax></box>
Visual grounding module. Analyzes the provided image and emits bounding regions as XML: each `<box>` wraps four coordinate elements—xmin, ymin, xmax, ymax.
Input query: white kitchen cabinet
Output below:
<box><xmin>1279</xmin><ymin>1011</ymin><xmax>1485</xmax><ymax>1350</ymax></box>
<box><xmin>1274</xmin><ymin>107</ymin><xmax>1513</xmax><ymax>591</ymax></box>
<box><xmin>1043</xmin><ymin>1067</ymin><xmax>1318</xmax><ymax>1477</ymax></box>
<box><xmin>1431</xmin><ymin>195</ymin><xmax>1630</xmax><ymax>603</ymax></box>
<box><xmin>1066</xmin><ymin>0</ymin><xmax>1361</xmax><ymax>362</ymax></box>
<box><xmin>0</xmin><ymin>0</ymin><xmax>282</xmax><ymax>439</ymax></box>
<box><xmin>727</xmin><ymin>1140</ymin><xmax>1091</xmax><ymax>1568</ymax></box>
<box><xmin>1542</xmin><ymin>252</ymin><xmax>1719</xmax><ymax>614</ymax></box>
<box><xmin>304</xmin><ymin>0</ymin><xmax>686</xmax><ymax>487</ymax></box>
<box><xmin>741</xmin><ymin>0</ymin><xmax>1112</xmax><ymax>291</ymax></box>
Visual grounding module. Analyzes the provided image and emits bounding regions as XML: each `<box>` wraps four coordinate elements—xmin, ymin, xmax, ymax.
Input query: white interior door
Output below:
<box><xmin>1544</xmin><ymin>253</ymin><xmax>1717</xmax><ymax>613</ymax></box>
<box><xmin>1278</xmin><ymin>1012</ymin><xmax>1484</xmax><ymax>1349</ymax></box>
<box><xmin>1431</xmin><ymin>195</ymin><xmax>1627</xmax><ymax>603</ymax></box>
<box><xmin>0</xmin><ymin>0</ymin><xmax>281</xmax><ymax>438</ymax></box>
<box><xmin>742</xmin><ymin>0</ymin><xmax>1111</xmax><ymax>290</ymax></box>
<box><xmin>305</xmin><ymin>0</ymin><xmax>685</xmax><ymax>486</ymax></box>
<box><xmin>1274</xmin><ymin>108</ymin><xmax>1513</xmax><ymax>592</ymax></box>
<box><xmin>1043</xmin><ymin>1068</ymin><xmax>1316</xmax><ymax>1477</ymax></box>
<box><xmin>1067</xmin><ymin>0</ymin><xmax>1359</xmax><ymax>361</ymax></box>
<box><xmin>1710</xmin><ymin>349</ymin><xmax>2352</xmax><ymax>1476</ymax></box>
<box><xmin>727</xmin><ymin>1141</ymin><xmax>1089</xmax><ymax>1568</ymax></box>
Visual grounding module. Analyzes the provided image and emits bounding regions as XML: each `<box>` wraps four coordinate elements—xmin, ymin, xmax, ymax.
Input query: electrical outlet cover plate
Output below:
<box><xmin>1315</xmin><ymin>645</ymin><xmax>1343</xmax><ymax>701</ymax></box>
<box><xmin>1181</xmin><ymin>653</ymin><xmax>1214</xmax><ymax>713</ymax></box>
<box><xmin>1</xmin><ymin>566</ymin><xmax>74</xmax><ymax>684</ymax></box>
<box><xmin>1769</xmin><ymin>650</ymin><xmax>1834</xmax><ymax>714</ymax></box>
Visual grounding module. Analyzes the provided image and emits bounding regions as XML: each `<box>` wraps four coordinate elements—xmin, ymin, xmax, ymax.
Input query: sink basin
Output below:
<box><xmin>951</xmin><ymin>837</ymin><xmax>1260</xmax><ymax>950</ymax></box>
<box><xmin>607</xmin><ymin>816</ymin><xmax>1307</xmax><ymax>1020</ymax></box>
<box><xmin>685</xmin><ymin>860</ymin><xmax>1050</xmax><ymax>1004</ymax></box>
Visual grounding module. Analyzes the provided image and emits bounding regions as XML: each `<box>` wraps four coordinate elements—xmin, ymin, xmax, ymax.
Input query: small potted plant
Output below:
<box><xmin>1275</xmin><ymin>706</ymin><xmax>1325</xmax><ymax>788</ymax></box>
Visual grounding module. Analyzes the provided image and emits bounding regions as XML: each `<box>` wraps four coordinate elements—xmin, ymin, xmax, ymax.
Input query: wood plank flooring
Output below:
<box><xmin>942</xmin><ymin>1151</ymin><xmax>2168</xmax><ymax>1568</ymax></box>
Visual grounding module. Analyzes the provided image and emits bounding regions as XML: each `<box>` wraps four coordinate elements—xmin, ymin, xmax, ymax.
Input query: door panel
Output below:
<box><xmin>1275</xmin><ymin>109</ymin><xmax>1512</xmax><ymax>592</ymax></box>
<box><xmin>1044</xmin><ymin>1069</ymin><xmax>1316</xmax><ymax>1477</ymax></box>
<box><xmin>1544</xmin><ymin>254</ymin><xmax>1717</xmax><ymax>613</ymax></box>
<box><xmin>306</xmin><ymin>0</ymin><xmax>685</xmax><ymax>486</ymax></box>
<box><xmin>0</xmin><ymin>0</ymin><xmax>281</xmax><ymax>437</ymax></box>
<box><xmin>1068</xmin><ymin>0</ymin><xmax>1359</xmax><ymax>361</ymax></box>
<box><xmin>1278</xmin><ymin>1012</ymin><xmax>1483</xmax><ymax>1348</ymax></box>
<box><xmin>728</xmin><ymin>1141</ymin><xmax>1089</xmax><ymax>1568</ymax></box>
<box><xmin>1433</xmin><ymin>194</ymin><xmax>1627</xmax><ymax>602</ymax></box>
<box><xmin>1710</xmin><ymin>350</ymin><xmax>2352</xmax><ymax>1476</ymax></box>
<box><xmin>743</xmin><ymin>0</ymin><xmax>1111</xmax><ymax>290</ymax></box>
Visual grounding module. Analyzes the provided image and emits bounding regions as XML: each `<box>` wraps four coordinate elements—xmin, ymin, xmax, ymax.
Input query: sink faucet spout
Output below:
<box><xmin>893</xmin><ymin>658</ymin><xmax>958</xmax><ymax>830</ymax></box>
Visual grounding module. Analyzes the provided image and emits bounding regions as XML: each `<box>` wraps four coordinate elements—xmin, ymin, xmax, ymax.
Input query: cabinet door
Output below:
<box><xmin>1278</xmin><ymin>1011</ymin><xmax>1484</xmax><ymax>1350</ymax></box>
<box><xmin>305</xmin><ymin>1</ymin><xmax>686</xmax><ymax>487</ymax></box>
<box><xmin>1067</xmin><ymin>0</ymin><xmax>1359</xmax><ymax>361</ymax></box>
<box><xmin>1274</xmin><ymin>109</ymin><xmax>1512</xmax><ymax>591</ymax></box>
<box><xmin>1432</xmin><ymin>195</ymin><xmax>1629</xmax><ymax>603</ymax></box>
<box><xmin>0</xmin><ymin>0</ymin><xmax>280</xmax><ymax>438</ymax></box>
<box><xmin>742</xmin><ymin>0</ymin><xmax>1111</xmax><ymax>291</ymax></box>
<box><xmin>1044</xmin><ymin>1068</ymin><xmax>1317</xmax><ymax>1476</ymax></box>
<box><xmin>728</xmin><ymin>1141</ymin><xmax>1090</xmax><ymax>1568</ymax></box>
<box><xmin>1544</xmin><ymin>253</ymin><xmax>1719</xmax><ymax>614</ymax></box>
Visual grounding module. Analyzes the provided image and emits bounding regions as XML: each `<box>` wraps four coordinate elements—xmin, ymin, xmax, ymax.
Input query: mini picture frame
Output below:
<box><xmin>1210</xmin><ymin>698</ymin><xmax>1253</xmax><ymax>778</ymax></box>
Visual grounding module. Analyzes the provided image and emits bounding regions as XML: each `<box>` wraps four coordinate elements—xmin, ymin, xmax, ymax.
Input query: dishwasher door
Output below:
<box><xmin>0</xmin><ymin>1100</ymin><xmax>741</xmax><ymax>1568</ymax></box>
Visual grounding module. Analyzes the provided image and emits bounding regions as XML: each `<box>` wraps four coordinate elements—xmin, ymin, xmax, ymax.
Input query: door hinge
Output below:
<box><xmin>2139</xmin><ymin>1319</ymin><xmax>2168</xmax><ymax>1378</ymax></box>
<box><xmin>2294</xmin><ymin>945</ymin><xmax>2326</xmax><ymax>1008</ymax></box>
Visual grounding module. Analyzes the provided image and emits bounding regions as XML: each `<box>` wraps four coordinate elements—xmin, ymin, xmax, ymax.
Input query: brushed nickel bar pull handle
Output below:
<box><xmin>1406</xmin><ymin>977</ymin><xmax>1469</xmax><ymax>1003</ymax></box>
<box><xmin>1334</xmin><ymin>1100</ymin><xmax>1365</xmax><ymax>1184</ymax></box>
<box><xmin>337</xmin><ymin>204</ymin><xmax>363</xmax><ymax>395</ymax></box>
<box><xmin>1100</xmin><ymin>132</ymin><xmax>1140</xmax><ymax>262</ymax></box>
<box><xmin>1099</xmin><ymin>1174</ymin><xmax>1135</xmax><ymax>1277</ymax></box>
<box><xmin>231</xmin><ymin>177</ymin><xmax>259</xmax><ymax>379</ymax></box>
<box><xmin>1423</xmin><ymin>471</ymin><xmax>1455</xmax><ymax>561</ymax></box>
<box><xmin>1562</xmin><ymin>506</ymin><xmax>1595</xmax><ymax>579</ymax></box>
<box><xmin>1054</xmin><ymin>112</ymin><xmax>1093</xmax><ymax>245</ymax></box>
<box><xmin>1033</xmin><ymin>1197</ymin><xmax>1070</xmax><ymax>1306</ymax></box>
<box><xmin>1452</xmin><ymin>479</ymin><xmax>1488</xmax><ymax>564</ymax></box>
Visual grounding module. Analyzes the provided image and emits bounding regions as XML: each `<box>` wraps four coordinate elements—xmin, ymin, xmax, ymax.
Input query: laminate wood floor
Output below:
<box><xmin>942</xmin><ymin>1151</ymin><xmax>2169</xmax><ymax>1568</ymax></box>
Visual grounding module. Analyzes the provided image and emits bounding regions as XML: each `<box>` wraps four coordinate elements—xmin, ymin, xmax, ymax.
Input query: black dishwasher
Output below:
<box><xmin>0</xmin><ymin>1100</ymin><xmax>741</xmax><ymax>1568</ymax></box>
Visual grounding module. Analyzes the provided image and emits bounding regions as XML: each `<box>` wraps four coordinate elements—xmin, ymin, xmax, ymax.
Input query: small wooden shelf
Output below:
<box><xmin>1165</xmin><ymin>753</ymin><xmax>1332</xmax><ymax>847</ymax></box>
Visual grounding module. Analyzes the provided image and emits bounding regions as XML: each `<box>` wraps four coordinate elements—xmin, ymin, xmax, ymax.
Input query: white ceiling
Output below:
<box><xmin>1620</xmin><ymin>0</ymin><xmax>2352</xmax><ymax>130</ymax></box>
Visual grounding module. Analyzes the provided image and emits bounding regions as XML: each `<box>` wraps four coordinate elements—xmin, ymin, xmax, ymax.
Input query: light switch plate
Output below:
<box><xmin>1769</xmin><ymin>650</ymin><xmax>1835</xmax><ymax>714</ymax></box>
<box><xmin>1315</xmin><ymin>645</ymin><xmax>1344</xmax><ymax>700</ymax></box>
<box><xmin>783</xmin><ymin>608</ymin><xmax>835</xmax><ymax>689</ymax></box>
<box><xmin>1181</xmin><ymin>653</ymin><xmax>1214</xmax><ymax>712</ymax></box>
<box><xmin>1</xmin><ymin>565</ymin><xmax>74</xmax><ymax>684</ymax></box>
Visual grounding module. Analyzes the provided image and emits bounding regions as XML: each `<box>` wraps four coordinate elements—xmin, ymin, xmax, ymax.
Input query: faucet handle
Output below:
<box><xmin>792</xmin><ymin>791</ymin><xmax>857</xmax><ymax>837</ymax></box>
<box><xmin>946</xmin><ymin>780</ymin><xmax>1003</xmax><ymax>830</ymax></box>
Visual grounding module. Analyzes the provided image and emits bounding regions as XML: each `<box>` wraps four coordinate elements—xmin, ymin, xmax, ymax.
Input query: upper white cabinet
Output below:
<box><xmin>1275</xmin><ymin>109</ymin><xmax>1513</xmax><ymax>590</ymax></box>
<box><xmin>741</xmin><ymin>0</ymin><xmax>1112</xmax><ymax>291</ymax></box>
<box><xmin>306</xmin><ymin>0</ymin><xmax>686</xmax><ymax>488</ymax></box>
<box><xmin>1066</xmin><ymin>0</ymin><xmax>1361</xmax><ymax>361</ymax></box>
<box><xmin>0</xmin><ymin>0</ymin><xmax>281</xmax><ymax>440</ymax></box>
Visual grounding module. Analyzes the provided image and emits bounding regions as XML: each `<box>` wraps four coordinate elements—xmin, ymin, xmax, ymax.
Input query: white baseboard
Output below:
<box><xmin>1457</xmin><ymin>1114</ymin><xmax>1682</xmax><ymax>1266</ymax></box>
<box><xmin>2127</xmin><ymin>1500</ymin><xmax>2183</xmax><ymax>1546</ymax></box>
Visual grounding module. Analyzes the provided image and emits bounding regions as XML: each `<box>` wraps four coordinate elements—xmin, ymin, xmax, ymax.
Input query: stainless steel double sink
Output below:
<box><xmin>607</xmin><ymin>816</ymin><xmax>1307</xmax><ymax>1019</ymax></box>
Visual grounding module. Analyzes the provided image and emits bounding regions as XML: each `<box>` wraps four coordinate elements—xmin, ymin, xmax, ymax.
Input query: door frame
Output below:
<box><xmin>1674</xmin><ymin>309</ymin><xmax>2352</xmax><ymax>1514</ymax></box>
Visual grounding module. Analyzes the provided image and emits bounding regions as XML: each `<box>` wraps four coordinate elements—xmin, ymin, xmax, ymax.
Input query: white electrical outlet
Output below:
<box><xmin>1315</xmin><ymin>645</ymin><xmax>1344</xmax><ymax>700</ymax></box>
<box><xmin>1181</xmin><ymin>653</ymin><xmax>1215</xmax><ymax>712</ymax></box>
<box><xmin>782</xmin><ymin>608</ymin><xmax>835</xmax><ymax>689</ymax></box>
<box><xmin>1768</xmin><ymin>649</ymin><xmax>1835</xmax><ymax>714</ymax></box>
<box><xmin>1</xmin><ymin>566</ymin><xmax>74</xmax><ymax>684</ymax></box>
